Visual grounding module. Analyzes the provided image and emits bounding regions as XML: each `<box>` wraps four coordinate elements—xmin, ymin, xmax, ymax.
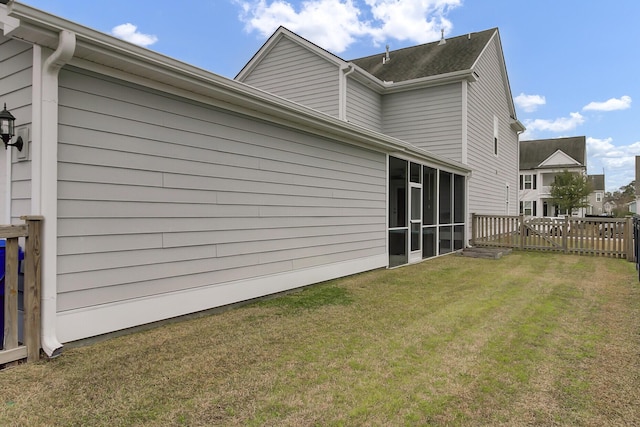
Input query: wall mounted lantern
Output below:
<box><xmin>0</xmin><ymin>103</ymin><xmax>24</xmax><ymax>151</ymax></box>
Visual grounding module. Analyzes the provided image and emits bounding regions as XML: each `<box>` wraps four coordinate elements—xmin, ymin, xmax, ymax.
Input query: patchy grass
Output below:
<box><xmin>0</xmin><ymin>252</ymin><xmax>638</xmax><ymax>426</ymax></box>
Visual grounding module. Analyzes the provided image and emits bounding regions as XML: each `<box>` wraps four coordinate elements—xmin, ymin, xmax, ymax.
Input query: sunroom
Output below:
<box><xmin>388</xmin><ymin>156</ymin><xmax>467</xmax><ymax>267</ymax></box>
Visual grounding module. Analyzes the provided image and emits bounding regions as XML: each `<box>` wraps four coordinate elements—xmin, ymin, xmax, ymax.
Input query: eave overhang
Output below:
<box><xmin>510</xmin><ymin>119</ymin><xmax>526</xmax><ymax>133</ymax></box>
<box><xmin>1</xmin><ymin>1</ymin><xmax>470</xmax><ymax>174</ymax></box>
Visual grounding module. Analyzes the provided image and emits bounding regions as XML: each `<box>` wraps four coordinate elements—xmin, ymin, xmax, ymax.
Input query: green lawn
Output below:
<box><xmin>1</xmin><ymin>252</ymin><xmax>639</xmax><ymax>426</ymax></box>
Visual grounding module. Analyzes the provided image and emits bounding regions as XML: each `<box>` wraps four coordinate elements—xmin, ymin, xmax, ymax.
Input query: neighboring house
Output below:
<box><xmin>0</xmin><ymin>3</ymin><xmax>481</xmax><ymax>351</ymax></box>
<box><xmin>519</xmin><ymin>136</ymin><xmax>587</xmax><ymax>217</ymax></box>
<box><xmin>604</xmin><ymin>201</ymin><xmax>616</xmax><ymax>215</ymax></box>
<box><xmin>236</xmin><ymin>27</ymin><xmax>525</xmax><ymax>260</ymax></box>
<box><xmin>586</xmin><ymin>174</ymin><xmax>605</xmax><ymax>216</ymax></box>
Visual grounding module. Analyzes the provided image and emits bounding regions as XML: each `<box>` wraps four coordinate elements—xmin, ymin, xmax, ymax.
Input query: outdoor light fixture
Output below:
<box><xmin>0</xmin><ymin>103</ymin><xmax>23</xmax><ymax>151</ymax></box>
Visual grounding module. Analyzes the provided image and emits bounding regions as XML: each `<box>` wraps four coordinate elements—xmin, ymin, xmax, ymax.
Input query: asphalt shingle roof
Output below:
<box><xmin>519</xmin><ymin>137</ymin><xmax>586</xmax><ymax>170</ymax></box>
<box><xmin>350</xmin><ymin>28</ymin><xmax>497</xmax><ymax>83</ymax></box>
<box><xmin>588</xmin><ymin>174</ymin><xmax>605</xmax><ymax>190</ymax></box>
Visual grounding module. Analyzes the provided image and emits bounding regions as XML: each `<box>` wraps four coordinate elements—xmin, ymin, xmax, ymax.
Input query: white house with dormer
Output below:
<box><xmin>519</xmin><ymin>136</ymin><xmax>587</xmax><ymax>217</ymax></box>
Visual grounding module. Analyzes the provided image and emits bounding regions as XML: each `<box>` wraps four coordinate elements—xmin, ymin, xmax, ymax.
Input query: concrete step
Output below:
<box><xmin>460</xmin><ymin>247</ymin><xmax>512</xmax><ymax>259</ymax></box>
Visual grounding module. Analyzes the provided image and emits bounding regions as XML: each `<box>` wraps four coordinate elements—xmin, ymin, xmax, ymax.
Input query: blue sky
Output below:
<box><xmin>18</xmin><ymin>0</ymin><xmax>640</xmax><ymax>191</ymax></box>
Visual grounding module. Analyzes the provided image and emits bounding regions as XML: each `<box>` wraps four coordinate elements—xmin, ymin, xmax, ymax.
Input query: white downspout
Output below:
<box><xmin>35</xmin><ymin>30</ymin><xmax>76</xmax><ymax>357</ymax></box>
<box><xmin>338</xmin><ymin>64</ymin><xmax>355</xmax><ymax>121</ymax></box>
<box><xmin>4</xmin><ymin>144</ymin><xmax>11</xmax><ymax>223</ymax></box>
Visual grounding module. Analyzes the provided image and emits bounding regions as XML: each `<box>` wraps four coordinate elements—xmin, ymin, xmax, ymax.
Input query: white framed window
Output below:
<box><xmin>493</xmin><ymin>116</ymin><xmax>499</xmax><ymax>155</ymax></box>
<box><xmin>596</xmin><ymin>192</ymin><xmax>603</xmax><ymax>202</ymax></box>
<box><xmin>519</xmin><ymin>174</ymin><xmax>536</xmax><ymax>190</ymax></box>
<box><xmin>519</xmin><ymin>200</ymin><xmax>537</xmax><ymax>216</ymax></box>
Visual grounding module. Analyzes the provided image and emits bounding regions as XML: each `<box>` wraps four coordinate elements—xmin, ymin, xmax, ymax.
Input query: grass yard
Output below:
<box><xmin>1</xmin><ymin>252</ymin><xmax>639</xmax><ymax>426</ymax></box>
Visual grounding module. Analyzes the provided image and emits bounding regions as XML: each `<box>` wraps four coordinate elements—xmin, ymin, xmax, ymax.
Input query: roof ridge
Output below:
<box><xmin>349</xmin><ymin>27</ymin><xmax>498</xmax><ymax>62</ymax></box>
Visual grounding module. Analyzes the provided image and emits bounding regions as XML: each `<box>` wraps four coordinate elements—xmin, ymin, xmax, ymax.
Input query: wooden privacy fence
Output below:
<box><xmin>471</xmin><ymin>214</ymin><xmax>634</xmax><ymax>260</ymax></box>
<box><xmin>1</xmin><ymin>216</ymin><xmax>43</xmax><ymax>365</ymax></box>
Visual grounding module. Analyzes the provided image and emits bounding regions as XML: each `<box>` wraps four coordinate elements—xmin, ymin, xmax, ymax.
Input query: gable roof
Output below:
<box><xmin>236</xmin><ymin>26</ymin><xmax>346</xmax><ymax>81</ymax></box>
<box><xmin>520</xmin><ymin>137</ymin><xmax>586</xmax><ymax>170</ymax></box>
<box><xmin>236</xmin><ymin>26</ymin><xmax>523</xmax><ymax>130</ymax></box>
<box><xmin>1</xmin><ymin>2</ymin><xmax>471</xmax><ymax>176</ymax></box>
<box><xmin>350</xmin><ymin>28</ymin><xmax>497</xmax><ymax>83</ymax></box>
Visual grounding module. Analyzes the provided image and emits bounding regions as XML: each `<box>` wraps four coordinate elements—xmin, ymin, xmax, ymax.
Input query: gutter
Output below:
<box><xmin>5</xmin><ymin>2</ymin><xmax>470</xmax><ymax>174</ymax></box>
<box><xmin>348</xmin><ymin>64</ymin><xmax>478</xmax><ymax>94</ymax></box>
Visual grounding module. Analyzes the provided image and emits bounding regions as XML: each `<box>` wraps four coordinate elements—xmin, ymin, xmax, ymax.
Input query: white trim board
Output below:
<box><xmin>56</xmin><ymin>253</ymin><xmax>387</xmax><ymax>342</ymax></box>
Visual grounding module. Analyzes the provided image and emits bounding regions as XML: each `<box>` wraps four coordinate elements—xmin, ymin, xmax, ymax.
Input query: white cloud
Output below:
<box><xmin>111</xmin><ymin>23</ymin><xmax>158</xmax><ymax>47</ymax></box>
<box><xmin>514</xmin><ymin>93</ymin><xmax>546</xmax><ymax>113</ymax></box>
<box><xmin>583</xmin><ymin>95</ymin><xmax>632</xmax><ymax>112</ymax></box>
<box><xmin>236</xmin><ymin>0</ymin><xmax>461</xmax><ymax>53</ymax></box>
<box><xmin>364</xmin><ymin>0</ymin><xmax>460</xmax><ymax>45</ymax></box>
<box><xmin>236</xmin><ymin>0</ymin><xmax>367</xmax><ymax>52</ymax></box>
<box><xmin>586</xmin><ymin>137</ymin><xmax>640</xmax><ymax>191</ymax></box>
<box><xmin>521</xmin><ymin>112</ymin><xmax>585</xmax><ymax>139</ymax></box>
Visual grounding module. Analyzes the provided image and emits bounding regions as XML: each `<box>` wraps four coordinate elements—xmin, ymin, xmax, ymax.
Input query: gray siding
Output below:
<box><xmin>57</xmin><ymin>67</ymin><xmax>386</xmax><ymax>312</ymax></box>
<box><xmin>242</xmin><ymin>37</ymin><xmax>340</xmax><ymax>117</ymax></box>
<box><xmin>0</xmin><ymin>35</ymin><xmax>32</xmax><ymax>222</ymax></box>
<box><xmin>382</xmin><ymin>84</ymin><xmax>463</xmax><ymax>162</ymax></box>
<box><xmin>466</xmin><ymin>36</ymin><xmax>519</xmax><ymax>216</ymax></box>
<box><xmin>346</xmin><ymin>78</ymin><xmax>382</xmax><ymax>132</ymax></box>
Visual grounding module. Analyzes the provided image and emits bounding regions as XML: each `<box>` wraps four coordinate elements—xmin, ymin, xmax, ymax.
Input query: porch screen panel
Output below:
<box><xmin>454</xmin><ymin>174</ymin><xmax>465</xmax><ymax>223</ymax></box>
<box><xmin>439</xmin><ymin>171</ymin><xmax>452</xmax><ymax>224</ymax></box>
<box><xmin>389</xmin><ymin>157</ymin><xmax>408</xmax><ymax>267</ymax></box>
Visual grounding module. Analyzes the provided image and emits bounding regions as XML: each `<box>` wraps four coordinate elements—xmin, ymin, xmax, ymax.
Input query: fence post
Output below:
<box><xmin>471</xmin><ymin>213</ymin><xmax>476</xmax><ymax>246</ymax></box>
<box><xmin>626</xmin><ymin>216</ymin><xmax>634</xmax><ymax>262</ymax></box>
<box><xmin>519</xmin><ymin>215</ymin><xmax>525</xmax><ymax>250</ymax></box>
<box><xmin>562</xmin><ymin>217</ymin><xmax>568</xmax><ymax>253</ymax></box>
<box><xmin>21</xmin><ymin>215</ymin><xmax>43</xmax><ymax>362</ymax></box>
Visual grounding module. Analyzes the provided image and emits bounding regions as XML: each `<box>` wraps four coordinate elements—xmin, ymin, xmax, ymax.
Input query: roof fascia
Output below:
<box><xmin>381</xmin><ymin>69</ymin><xmax>477</xmax><ymax>94</ymax></box>
<box><xmin>3</xmin><ymin>2</ymin><xmax>469</xmax><ymax>173</ymax></box>
<box><xmin>348</xmin><ymin>66</ymin><xmax>477</xmax><ymax>95</ymax></box>
<box><xmin>471</xmin><ymin>29</ymin><xmax>520</xmax><ymax>122</ymax></box>
<box><xmin>235</xmin><ymin>26</ymin><xmax>346</xmax><ymax>81</ymax></box>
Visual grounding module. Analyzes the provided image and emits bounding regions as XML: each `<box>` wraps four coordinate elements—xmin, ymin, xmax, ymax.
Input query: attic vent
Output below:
<box><xmin>438</xmin><ymin>29</ymin><xmax>446</xmax><ymax>45</ymax></box>
<box><xmin>383</xmin><ymin>44</ymin><xmax>390</xmax><ymax>64</ymax></box>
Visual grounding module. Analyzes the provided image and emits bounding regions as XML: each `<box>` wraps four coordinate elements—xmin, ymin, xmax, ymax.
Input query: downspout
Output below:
<box><xmin>338</xmin><ymin>64</ymin><xmax>355</xmax><ymax>121</ymax></box>
<box><xmin>36</xmin><ymin>30</ymin><xmax>76</xmax><ymax>357</ymax></box>
<box><xmin>4</xmin><ymin>143</ymin><xmax>11</xmax><ymax>223</ymax></box>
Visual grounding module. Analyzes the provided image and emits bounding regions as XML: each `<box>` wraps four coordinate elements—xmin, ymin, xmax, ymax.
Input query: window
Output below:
<box><xmin>519</xmin><ymin>174</ymin><xmax>536</xmax><ymax>190</ymax></box>
<box><xmin>493</xmin><ymin>116</ymin><xmax>499</xmax><ymax>155</ymax></box>
<box><xmin>596</xmin><ymin>192</ymin><xmax>603</xmax><ymax>202</ymax></box>
<box><xmin>519</xmin><ymin>200</ymin><xmax>537</xmax><ymax>216</ymax></box>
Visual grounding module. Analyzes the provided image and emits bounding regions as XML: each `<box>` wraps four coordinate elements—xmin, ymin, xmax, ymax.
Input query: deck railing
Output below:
<box><xmin>1</xmin><ymin>216</ymin><xmax>43</xmax><ymax>365</ymax></box>
<box><xmin>471</xmin><ymin>214</ymin><xmax>633</xmax><ymax>260</ymax></box>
